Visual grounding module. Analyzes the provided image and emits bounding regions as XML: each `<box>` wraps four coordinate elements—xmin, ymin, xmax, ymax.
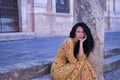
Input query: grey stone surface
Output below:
<box><xmin>32</xmin><ymin>67</ymin><xmax>120</xmax><ymax>80</ymax></box>
<box><xmin>0</xmin><ymin>32</ymin><xmax>119</xmax><ymax>68</ymax></box>
<box><xmin>0</xmin><ymin>36</ymin><xmax>66</xmax><ymax>80</ymax></box>
<box><xmin>104</xmin><ymin>68</ymin><xmax>120</xmax><ymax>80</ymax></box>
<box><xmin>0</xmin><ymin>36</ymin><xmax>66</xmax><ymax>67</ymax></box>
<box><xmin>32</xmin><ymin>74</ymin><xmax>51</xmax><ymax>80</ymax></box>
<box><xmin>0</xmin><ymin>63</ymin><xmax>51</xmax><ymax>80</ymax></box>
<box><xmin>104</xmin><ymin>32</ymin><xmax>120</xmax><ymax>51</ymax></box>
<box><xmin>0</xmin><ymin>32</ymin><xmax>35</xmax><ymax>41</ymax></box>
<box><xmin>104</xmin><ymin>54</ymin><xmax>120</xmax><ymax>72</ymax></box>
<box><xmin>103</xmin><ymin>32</ymin><xmax>120</xmax><ymax>73</ymax></box>
<box><xmin>0</xmin><ymin>32</ymin><xmax>120</xmax><ymax>79</ymax></box>
<box><xmin>104</xmin><ymin>48</ymin><xmax>120</xmax><ymax>58</ymax></box>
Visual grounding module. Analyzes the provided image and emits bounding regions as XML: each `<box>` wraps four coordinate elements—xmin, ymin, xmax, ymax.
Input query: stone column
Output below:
<box><xmin>74</xmin><ymin>0</ymin><xmax>104</xmax><ymax>80</ymax></box>
<box><xmin>17</xmin><ymin>0</ymin><xmax>27</xmax><ymax>32</ymax></box>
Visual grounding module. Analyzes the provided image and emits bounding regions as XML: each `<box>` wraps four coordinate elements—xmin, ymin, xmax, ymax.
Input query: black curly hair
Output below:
<box><xmin>69</xmin><ymin>22</ymin><xmax>94</xmax><ymax>57</ymax></box>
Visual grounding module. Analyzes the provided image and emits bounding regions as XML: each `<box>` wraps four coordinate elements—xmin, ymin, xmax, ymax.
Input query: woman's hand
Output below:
<box><xmin>80</xmin><ymin>35</ymin><xmax>87</xmax><ymax>43</ymax></box>
<box><xmin>78</xmin><ymin>35</ymin><xmax>87</xmax><ymax>56</ymax></box>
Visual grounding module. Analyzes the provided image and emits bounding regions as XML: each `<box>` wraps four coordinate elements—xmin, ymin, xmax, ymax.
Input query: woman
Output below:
<box><xmin>50</xmin><ymin>22</ymin><xmax>97</xmax><ymax>80</ymax></box>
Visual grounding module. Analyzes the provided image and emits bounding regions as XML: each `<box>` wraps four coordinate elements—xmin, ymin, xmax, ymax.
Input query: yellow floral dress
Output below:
<box><xmin>50</xmin><ymin>38</ymin><xmax>97</xmax><ymax>80</ymax></box>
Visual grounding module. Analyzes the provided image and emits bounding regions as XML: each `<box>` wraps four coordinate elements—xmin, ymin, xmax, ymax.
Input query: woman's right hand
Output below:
<box><xmin>80</xmin><ymin>35</ymin><xmax>87</xmax><ymax>43</ymax></box>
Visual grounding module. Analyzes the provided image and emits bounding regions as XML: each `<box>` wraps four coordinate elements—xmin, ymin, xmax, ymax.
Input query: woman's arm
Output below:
<box><xmin>77</xmin><ymin>35</ymin><xmax>87</xmax><ymax>57</ymax></box>
<box><xmin>64</xmin><ymin>38</ymin><xmax>77</xmax><ymax>63</ymax></box>
<box><xmin>78</xmin><ymin>42</ymin><xmax>84</xmax><ymax>56</ymax></box>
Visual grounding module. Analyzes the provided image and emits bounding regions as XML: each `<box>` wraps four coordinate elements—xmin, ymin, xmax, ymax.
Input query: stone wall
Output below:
<box><xmin>12</xmin><ymin>0</ymin><xmax>74</xmax><ymax>37</ymax></box>
<box><xmin>0</xmin><ymin>0</ymin><xmax>75</xmax><ymax>41</ymax></box>
<box><xmin>33</xmin><ymin>0</ymin><xmax>74</xmax><ymax>37</ymax></box>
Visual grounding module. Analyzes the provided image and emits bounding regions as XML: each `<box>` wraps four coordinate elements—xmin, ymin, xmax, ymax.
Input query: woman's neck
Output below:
<box><xmin>73</xmin><ymin>38</ymin><xmax>78</xmax><ymax>43</ymax></box>
<box><xmin>71</xmin><ymin>37</ymin><xmax>78</xmax><ymax>46</ymax></box>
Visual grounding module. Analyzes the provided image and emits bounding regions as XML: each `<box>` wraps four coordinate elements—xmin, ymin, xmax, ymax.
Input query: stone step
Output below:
<box><xmin>0</xmin><ymin>54</ymin><xmax>120</xmax><ymax>79</ymax></box>
<box><xmin>32</xmin><ymin>74</ymin><xmax>51</xmax><ymax>80</ymax></box>
<box><xmin>0</xmin><ymin>60</ymin><xmax>52</xmax><ymax>80</ymax></box>
<box><xmin>104</xmin><ymin>48</ymin><xmax>120</xmax><ymax>58</ymax></box>
<box><xmin>104</xmin><ymin>54</ymin><xmax>120</xmax><ymax>72</ymax></box>
<box><xmin>104</xmin><ymin>67</ymin><xmax>120</xmax><ymax>80</ymax></box>
<box><xmin>0</xmin><ymin>32</ymin><xmax>35</xmax><ymax>41</ymax></box>
<box><xmin>32</xmin><ymin>54</ymin><xmax>120</xmax><ymax>80</ymax></box>
<box><xmin>0</xmin><ymin>37</ymin><xmax>65</xmax><ymax>80</ymax></box>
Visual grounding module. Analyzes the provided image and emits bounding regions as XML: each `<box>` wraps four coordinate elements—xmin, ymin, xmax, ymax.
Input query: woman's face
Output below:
<box><xmin>75</xmin><ymin>26</ymin><xmax>85</xmax><ymax>41</ymax></box>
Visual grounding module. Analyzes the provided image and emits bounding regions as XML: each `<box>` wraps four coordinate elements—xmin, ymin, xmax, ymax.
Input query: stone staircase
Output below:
<box><xmin>0</xmin><ymin>36</ymin><xmax>66</xmax><ymax>80</ymax></box>
<box><xmin>0</xmin><ymin>60</ymin><xmax>52</xmax><ymax>80</ymax></box>
<box><xmin>104</xmin><ymin>48</ymin><xmax>120</xmax><ymax>80</ymax></box>
<box><xmin>104</xmin><ymin>48</ymin><xmax>120</xmax><ymax>72</ymax></box>
<box><xmin>31</xmin><ymin>49</ymin><xmax>120</xmax><ymax>80</ymax></box>
<box><xmin>31</xmin><ymin>48</ymin><xmax>120</xmax><ymax>80</ymax></box>
<box><xmin>0</xmin><ymin>48</ymin><xmax>120</xmax><ymax>80</ymax></box>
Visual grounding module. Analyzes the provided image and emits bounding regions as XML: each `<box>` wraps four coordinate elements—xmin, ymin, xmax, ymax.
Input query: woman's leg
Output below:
<box><xmin>51</xmin><ymin>63</ymin><xmax>76</xmax><ymax>80</ymax></box>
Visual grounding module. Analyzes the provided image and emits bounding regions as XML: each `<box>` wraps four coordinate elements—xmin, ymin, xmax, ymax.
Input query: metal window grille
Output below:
<box><xmin>56</xmin><ymin>0</ymin><xmax>70</xmax><ymax>13</ymax></box>
<box><xmin>0</xmin><ymin>0</ymin><xmax>19</xmax><ymax>33</ymax></box>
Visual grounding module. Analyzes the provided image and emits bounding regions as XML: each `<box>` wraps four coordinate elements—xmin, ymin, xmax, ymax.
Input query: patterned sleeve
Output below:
<box><xmin>76</xmin><ymin>53</ymin><xmax>86</xmax><ymax>61</ymax></box>
<box><xmin>64</xmin><ymin>38</ymin><xmax>77</xmax><ymax>63</ymax></box>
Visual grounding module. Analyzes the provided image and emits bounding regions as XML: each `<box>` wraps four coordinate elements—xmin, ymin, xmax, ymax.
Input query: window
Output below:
<box><xmin>0</xmin><ymin>0</ymin><xmax>19</xmax><ymax>32</ymax></box>
<box><xmin>56</xmin><ymin>0</ymin><xmax>70</xmax><ymax>13</ymax></box>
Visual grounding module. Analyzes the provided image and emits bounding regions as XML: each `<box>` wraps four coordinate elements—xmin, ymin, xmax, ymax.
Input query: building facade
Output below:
<box><xmin>104</xmin><ymin>0</ymin><xmax>120</xmax><ymax>32</ymax></box>
<box><xmin>0</xmin><ymin>0</ymin><xmax>120</xmax><ymax>41</ymax></box>
<box><xmin>0</xmin><ymin>0</ymin><xmax>74</xmax><ymax>41</ymax></box>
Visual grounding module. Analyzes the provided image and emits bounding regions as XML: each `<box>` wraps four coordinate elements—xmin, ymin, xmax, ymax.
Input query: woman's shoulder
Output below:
<box><xmin>59</xmin><ymin>37</ymin><xmax>73</xmax><ymax>48</ymax></box>
<box><xmin>63</xmin><ymin>37</ymin><xmax>73</xmax><ymax>44</ymax></box>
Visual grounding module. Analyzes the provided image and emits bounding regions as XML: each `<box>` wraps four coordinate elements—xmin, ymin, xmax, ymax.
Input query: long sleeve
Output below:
<box><xmin>76</xmin><ymin>53</ymin><xmax>86</xmax><ymax>61</ymax></box>
<box><xmin>64</xmin><ymin>38</ymin><xmax>77</xmax><ymax>64</ymax></box>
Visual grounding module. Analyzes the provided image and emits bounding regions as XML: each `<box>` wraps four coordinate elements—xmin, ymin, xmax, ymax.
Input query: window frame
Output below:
<box><xmin>56</xmin><ymin>0</ymin><xmax>70</xmax><ymax>13</ymax></box>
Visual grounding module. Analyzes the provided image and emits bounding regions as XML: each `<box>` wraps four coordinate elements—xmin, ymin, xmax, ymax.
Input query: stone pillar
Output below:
<box><xmin>17</xmin><ymin>0</ymin><xmax>27</xmax><ymax>32</ymax></box>
<box><xmin>74</xmin><ymin>0</ymin><xmax>104</xmax><ymax>80</ymax></box>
